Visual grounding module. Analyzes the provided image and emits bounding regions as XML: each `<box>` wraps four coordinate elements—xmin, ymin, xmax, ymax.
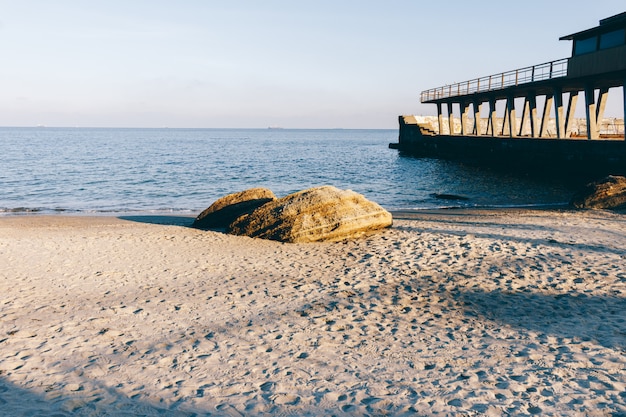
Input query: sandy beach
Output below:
<box><xmin>1</xmin><ymin>209</ymin><xmax>625</xmax><ymax>416</ymax></box>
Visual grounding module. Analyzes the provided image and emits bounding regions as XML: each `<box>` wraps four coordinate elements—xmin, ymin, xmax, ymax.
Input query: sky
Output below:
<box><xmin>0</xmin><ymin>1</ymin><xmax>624</xmax><ymax>128</ymax></box>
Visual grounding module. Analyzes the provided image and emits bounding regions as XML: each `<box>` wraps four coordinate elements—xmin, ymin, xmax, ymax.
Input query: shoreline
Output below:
<box><xmin>1</xmin><ymin>208</ymin><xmax>625</xmax><ymax>415</ymax></box>
<box><xmin>0</xmin><ymin>202</ymin><xmax>576</xmax><ymax>218</ymax></box>
<box><xmin>0</xmin><ymin>199</ymin><xmax>578</xmax><ymax>220</ymax></box>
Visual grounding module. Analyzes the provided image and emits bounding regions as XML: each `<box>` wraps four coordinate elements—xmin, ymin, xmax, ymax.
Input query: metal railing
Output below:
<box><xmin>420</xmin><ymin>58</ymin><xmax>569</xmax><ymax>102</ymax></box>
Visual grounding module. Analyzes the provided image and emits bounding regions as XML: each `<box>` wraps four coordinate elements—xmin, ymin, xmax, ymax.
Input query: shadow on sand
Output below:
<box><xmin>0</xmin><ymin>376</ymin><xmax>197</xmax><ymax>417</ymax></box>
<box><xmin>392</xmin><ymin>209</ymin><xmax>626</xmax><ymax>257</ymax></box>
<box><xmin>456</xmin><ymin>288</ymin><xmax>626</xmax><ymax>350</ymax></box>
<box><xmin>118</xmin><ymin>215</ymin><xmax>195</xmax><ymax>227</ymax></box>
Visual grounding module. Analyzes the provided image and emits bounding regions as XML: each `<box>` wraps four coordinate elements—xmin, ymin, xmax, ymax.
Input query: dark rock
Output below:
<box><xmin>192</xmin><ymin>188</ymin><xmax>276</xmax><ymax>229</ymax></box>
<box><xmin>432</xmin><ymin>193</ymin><xmax>470</xmax><ymax>201</ymax></box>
<box><xmin>570</xmin><ymin>175</ymin><xmax>626</xmax><ymax>209</ymax></box>
<box><xmin>228</xmin><ymin>186</ymin><xmax>393</xmax><ymax>243</ymax></box>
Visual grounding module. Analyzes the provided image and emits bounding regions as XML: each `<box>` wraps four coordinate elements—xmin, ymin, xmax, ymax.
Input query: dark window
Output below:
<box><xmin>600</xmin><ymin>29</ymin><xmax>625</xmax><ymax>49</ymax></box>
<box><xmin>574</xmin><ymin>36</ymin><xmax>597</xmax><ymax>55</ymax></box>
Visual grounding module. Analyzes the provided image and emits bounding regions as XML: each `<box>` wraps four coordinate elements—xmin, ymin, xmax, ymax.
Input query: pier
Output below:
<box><xmin>392</xmin><ymin>12</ymin><xmax>626</xmax><ymax>175</ymax></box>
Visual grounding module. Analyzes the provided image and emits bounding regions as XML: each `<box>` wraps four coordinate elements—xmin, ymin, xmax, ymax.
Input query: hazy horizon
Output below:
<box><xmin>1</xmin><ymin>1</ymin><xmax>624</xmax><ymax>129</ymax></box>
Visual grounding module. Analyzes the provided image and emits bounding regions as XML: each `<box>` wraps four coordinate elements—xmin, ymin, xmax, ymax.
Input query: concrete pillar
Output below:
<box><xmin>540</xmin><ymin>95</ymin><xmax>553</xmax><ymax>138</ymax></box>
<box><xmin>518</xmin><ymin>94</ymin><xmax>538</xmax><ymax>137</ymax></box>
<box><xmin>501</xmin><ymin>102</ymin><xmax>508</xmax><ymax>136</ymax></box>
<box><xmin>519</xmin><ymin>98</ymin><xmax>529</xmax><ymax>136</ymax></box>
<box><xmin>473</xmin><ymin>101</ymin><xmax>482</xmax><ymax>135</ymax></box>
<box><xmin>623</xmin><ymin>83</ymin><xmax>626</xmax><ymax>139</ymax></box>
<box><xmin>447</xmin><ymin>102</ymin><xmax>454</xmax><ymax>135</ymax></box>
<box><xmin>529</xmin><ymin>95</ymin><xmax>538</xmax><ymax>138</ymax></box>
<box><xmin>487</xmin><ymin>98</ymin><xmax>496</xmax><ymax>136</ymax></box>
<box><xmin>519</xmin><ymin>95</ymin><xmax>537</xmax><ymax>137</ymax></box>
<box><xmin>504</xmin><ymin>95</ymin><xmax>516</xmax><ymax>137</ymax></box>
<box><xmin>585</xmin><ymin>86</ymin><xmax>598</xmax><ymax>140</ymax></box>
<box><xmin>554</xmin><ymin>87</ymin><xmax>564</xmax><ymax>138</ymax></box>
<box><xmin>437</xmin><ymin>103</ymin><xmax>444</xmax><ymax>135</ymax></box>
<box><xmin>461</xmin><ymin>101</ymin><xmax>471</xmax><ymax>135</ymax></box>
<box><xmin>565</xmin><ymin>91</ymin><xmax>579</xmax><ymax>137</ymax></box>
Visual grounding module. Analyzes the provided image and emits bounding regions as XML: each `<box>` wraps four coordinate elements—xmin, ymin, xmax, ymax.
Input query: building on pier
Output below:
<box><xmin>391</xmin><ymin>12</ymin><xmax>626</xmax><ymax>175</ymax></box>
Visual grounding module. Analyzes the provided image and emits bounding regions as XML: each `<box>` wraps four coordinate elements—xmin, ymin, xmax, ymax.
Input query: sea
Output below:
<box><xmin>0</xmin><ymin>127</ymin><xmax>583</xmax><ymax>215</ymax></box>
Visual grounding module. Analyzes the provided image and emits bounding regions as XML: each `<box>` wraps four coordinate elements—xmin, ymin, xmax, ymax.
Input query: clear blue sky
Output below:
<box><xmin>1</xmin><ymin>1</ymin><xmax>624</xmax><ymax>128</ymax></box>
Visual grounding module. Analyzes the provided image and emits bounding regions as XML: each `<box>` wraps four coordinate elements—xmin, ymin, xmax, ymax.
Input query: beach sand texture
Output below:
<box><xmin>1</xmin><ymin>209</ymin><xmax>625</xmax><ymax>416</ymax></box>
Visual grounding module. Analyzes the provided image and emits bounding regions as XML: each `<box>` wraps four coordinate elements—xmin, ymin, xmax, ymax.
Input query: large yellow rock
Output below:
<box><xmin>228</xmin><ymin>186</ymin><xmax>393</xmax><ymax>243</ymax></box>
<box><xmin>192</xmin><ymin>188</ymin><xmax>276</xmax><ymax>229</ymax></box>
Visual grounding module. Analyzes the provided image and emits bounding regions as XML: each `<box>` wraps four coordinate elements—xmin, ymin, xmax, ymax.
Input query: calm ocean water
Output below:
<box><xmin>0</xmin><ymin>127</ymin><xmax>581</xmax><ymax>215</ymax></box>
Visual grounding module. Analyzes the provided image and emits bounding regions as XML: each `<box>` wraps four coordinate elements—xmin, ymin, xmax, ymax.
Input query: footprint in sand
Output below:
<box><xmin>271</xmin><ymin>393</ymin><xmax>300</xmax><ymax>405</ymax></box>
<box><xmin>259</xmin><ymin>381</ymin><xmax>274</xmax><ymax>392</ymax></box>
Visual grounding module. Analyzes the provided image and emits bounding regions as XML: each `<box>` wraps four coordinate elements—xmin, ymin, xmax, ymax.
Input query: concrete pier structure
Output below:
<box><xmin>392</xmin><ymin>12</ymin><xmax>626</xmax><ymax>175</ymax></box>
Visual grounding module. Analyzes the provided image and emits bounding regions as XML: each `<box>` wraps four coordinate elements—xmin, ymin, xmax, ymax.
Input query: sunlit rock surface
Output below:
<box><xmin>228</xmin><ymin>186</ymin><xmax>393</xmax><ymax>243</ymax></box>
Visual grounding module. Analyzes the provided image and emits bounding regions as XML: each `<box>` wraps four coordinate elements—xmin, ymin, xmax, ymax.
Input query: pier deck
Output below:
<box><xmin>392</xmin><ymin>12</ymin><xmax>626</xmax><ymax>175</ymax></box>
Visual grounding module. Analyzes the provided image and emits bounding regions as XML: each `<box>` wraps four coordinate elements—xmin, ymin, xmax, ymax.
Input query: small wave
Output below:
<box><xmin>396</xmin><ymin>201</ymin><xmax>571</xmax><ymax>213</ymax></box>
<box><xmin>82</xmin><ymin>208</ymin><xmax>198</xmax><ymax>216</ymax></box>
<box><xmin>0</xmin><ymin>207</ymin><xmax>43</xmax><ymax>214</ymax></box>
<box><xmin>0</xmin><ymin>206</ymin><xmax>198</xmax><ymax>217</ymax></box>
<box><xmin>0</xmin><ymin>207</ymin><xmax>85</xmax><ymax>216</ymax></box>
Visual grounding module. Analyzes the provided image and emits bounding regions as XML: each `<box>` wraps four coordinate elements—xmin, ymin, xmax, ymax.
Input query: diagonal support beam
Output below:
<box><xmin>519</xmin><ymin>97</ymin><xmax>530</xmax><ymax>136</ymax></box>
<box><xmin>565</xmin><ymin>91</ymin><xmax>579</xmax><ymax>137</ymax></box>
<box><xmin>473</xmin><ymin>101</ymin><xmax>482</xmax><ymax>135</ymax></box>
<box><xmin>501</xmin><ymin>97</ymin><xmax>516</xmax><ymax>137</ymax></box>
<box><xmin>554</xmin><ymin>87</ymin><xmax>564</xmax><ymax>138</ymax></box>
<box><xmin>501</xmin><ymin>102</ymin><xmax>508</xmax><ymax>136</ymax></box>
<box><xmin>487</xmin><ymin>98</ymin><xmax>497</xmax><ymax>136</ymax></box>
<box><xmin>460</xmin><ymin>101</ymin><xmax>471</xmax><ymax>135</ymax></box>
<box><xmin>518</xmin><ymin>93</ymin><xmax>536</xmax><ymax>137</ymax></box>
<box><xmin>585</xmin><ymin>86</ymin><xmax>598</xmax><ymax>139</ymax></box>
<box><xmin>596</xmin><ymin>87</ymin><xmax>609</xmax><ymax>135</ymax></box>
<box><xmin>540</xmin><ymin>95</ymin><xmax>553</xmax><ymax>138</ymax></box>
<box><xmin>529</xmin><ymin>95</ymin><xmax>538</xmax><ymax>138</ymax></box>
<box><xmin>506</xmin><ymin>95</ymin><xmax>517</xmax><ymax>138</ymax></box>
<box><xmin>437</xmin><ymin>103</ymin><xmax>444</xmax><ymax>135</ymax></box>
